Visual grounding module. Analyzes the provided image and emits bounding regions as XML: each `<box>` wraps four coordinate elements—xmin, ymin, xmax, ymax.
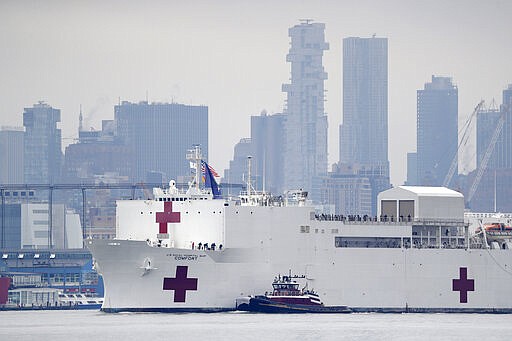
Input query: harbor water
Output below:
<box><xmin>1</xmin><ymin>310</ymin><xmax>512</xmax><ymax>340</ymax></box>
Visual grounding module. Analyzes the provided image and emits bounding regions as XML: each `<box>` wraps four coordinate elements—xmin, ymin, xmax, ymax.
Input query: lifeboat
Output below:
<box><xmin>477</xmin><ymin>223</ymin><xmax>512</xmax><ymax>242</ymax></box>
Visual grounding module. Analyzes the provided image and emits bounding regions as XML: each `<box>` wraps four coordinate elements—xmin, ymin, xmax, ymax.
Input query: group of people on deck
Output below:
<box><xmin>191</xmin><ymin>242</ymin><xmax>222</xmax><ymax>251</ymax></box>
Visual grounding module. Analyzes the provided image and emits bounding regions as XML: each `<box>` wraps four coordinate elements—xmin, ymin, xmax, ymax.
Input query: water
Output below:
<box><xmin>1</xmin><ymin>311</ymin><xmax>512</xmax><ymax>340</ymax></box>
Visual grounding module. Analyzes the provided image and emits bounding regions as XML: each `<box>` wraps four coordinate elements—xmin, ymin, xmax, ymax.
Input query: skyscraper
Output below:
<box><xmin>416</xmin><ymin>76</ymin><xmax>458</xmax><ymax>186</ymax></box>
<box><xmin>406</xmin><ymin>152</ymin><xmax>418</xmax><ymax>185</ymax></box>
<box><xmin>340</xmin><ymin>36</ymin><xmax>388</xmax><ymax>170</ymax></box>
<box><xmin>469</xmin><ymin>84</ymin><xmax>512</xmax><ymax>212</ymax></box>
<box><xmin>251</xmin><ymin>112</ymin><xmax>285</xmax><ymax>194</ymax></box>
<box><xmin>339</xmin><ymin>36</ymin><xmax>389</xmax><ymax>214</ymax></box>
<box><xmin>476</xmin><ymin>105</ymin><xmax>504</xmax><ymax>170</ymax></box>
<box><xmin>504</xmin><ymin>84</ymin><xmax>512</xmax><ymax>107</ymax></box>
<box><xmin>23</xmin><ymin>102</ymin><xmax>63</xmax><ymax>184</ymax></box>
<box><xmin>114</xmin><ymin>101</ymin><xmax>208</xmax><ymax>183</ymax></box>
<box><xmin>282</xmin><ymin>21</ymin><xmax>329</xmax><ymax>192</ymax></box>
<box><xmin>222</xmin><ymin>138</ymin><xmax>253</xmax><ymax>187</ymax></box>
<box><xmin>0</xmin><ymin>127</ymin><xmax>24</xmax><ymax>184</ymax></box>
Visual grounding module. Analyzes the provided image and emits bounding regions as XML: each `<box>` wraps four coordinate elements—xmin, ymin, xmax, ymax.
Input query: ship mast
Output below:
<box><xmin>186</xmin><ymin>145</ymin><xmax>203</xmax><ymax>193</ymax></box>
<box><xmin>247</xmin><ymin>156</ymin><xmax>252</xmax><ymax>201</ymax></box>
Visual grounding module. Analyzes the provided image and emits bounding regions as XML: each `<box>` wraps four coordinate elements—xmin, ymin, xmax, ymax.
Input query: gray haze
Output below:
<box><xmin>1</xmin><ymin>0</ymin><xmax>511</xmax><ymax>186</ymax></box>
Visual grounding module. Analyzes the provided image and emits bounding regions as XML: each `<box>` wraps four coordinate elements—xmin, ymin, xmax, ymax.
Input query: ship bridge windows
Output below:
<box><xmin>335</xmin><ymin>236</ymin><xmax>402</xmax><ymax>248</ymax></box>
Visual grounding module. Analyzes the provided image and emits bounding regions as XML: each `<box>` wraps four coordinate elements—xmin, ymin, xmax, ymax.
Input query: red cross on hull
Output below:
<box><xmin>452</xmin><ymin>267</ymin><xmax>474</xmax><ymax>303</ymax></box>
<box><xmin>163</xmin><ymin>266</ymin><xmax>198</xmax><ymax>302</ymax></box>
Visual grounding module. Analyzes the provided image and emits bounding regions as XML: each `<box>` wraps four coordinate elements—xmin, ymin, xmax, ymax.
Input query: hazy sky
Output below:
<box><xmin>1</xmin><ymin>0</ymin><xmax>511</xmax><ymax>186</ymax></box>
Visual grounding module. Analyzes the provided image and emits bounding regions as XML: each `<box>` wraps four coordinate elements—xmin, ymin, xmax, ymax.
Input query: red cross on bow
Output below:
<box><xmin>155</xmin><ymin>201</ymin><xmax>181</xmax><ymax>234</ymax></box>
<box><xmin>163</xmin><ymin>266</ymin><xmax>198</xmax><ymax>302</ymax></box>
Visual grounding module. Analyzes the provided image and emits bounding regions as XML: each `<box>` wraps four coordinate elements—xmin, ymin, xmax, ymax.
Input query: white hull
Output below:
<box><xmin>88</xmin><ymin>223</ymin><xmax>512</xmax><ymax>312</ymax></box>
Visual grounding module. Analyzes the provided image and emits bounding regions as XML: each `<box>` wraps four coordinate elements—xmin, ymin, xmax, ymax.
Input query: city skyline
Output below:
<box><xmin>1</xmin><ymin>1</ymin><xmax>511</xmax><ymax>186</ymax></box>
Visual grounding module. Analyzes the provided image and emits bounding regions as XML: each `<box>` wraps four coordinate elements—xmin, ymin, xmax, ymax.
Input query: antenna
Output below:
<box><xmin>79</xmin><ymin>104</ymin><xmax>83</xmax><ymax>132</ymax></box>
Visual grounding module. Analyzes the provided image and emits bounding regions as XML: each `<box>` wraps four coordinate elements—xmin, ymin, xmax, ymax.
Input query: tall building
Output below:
<box><xmin>222</xmin><ymin>138</ymin><xmax>253</xmax><ymax>188</ymax></box>
<box><xmin>340</xmin><ymin>36</ymin><xmax>388</xmax><ymax>169</ymax></box>
<box><xmin>23</xmin><ymin>102</ymin><xmax>63</xmax><ymax>184</ymax></box>
<box><xmin>504</xmin><ymin>84</ymin><xmax>512</xmax><ymax>107</ymax></box>
<box><xmin>476</xmin><ymin>105</ymin><xmax>511</xmax><ymax>170</ymax></box>
<box><xmin>1</xmin><ymin>203</ymin><xmax>82</xmax><ymax>249</ymax></box>
<box><xmin>468</xmin><ymin>84</ymin><xmax>512</xmax><ymax>212</ymax></box>
<box><xmin>282</xmin><ymin>21</ymin><xmax>329</xmax><ymax>192</ymax></box>
<box><xmin>339</xmin><ymin>36</ymin><xmax>390</xmax><ymax>214</ymax></box>
<box><xmin>406</xmin><ymin>152</ymin><xmax>418</xmax><ymax>185</ymax></box>
<box><xmin>114</xmin><ymin>101</ymin><xmax>208</xmax><ymax>183</ymax></box>
<box><xmin>251</xmin><ymin>112</ymin><xmax>285</xmax><ymax>194</ymax></box>
<box><xmin>416</xmin><ymin>76</ymin><xmax>458</xmax><ymax>186</ymax></box>
<box><xmin>315</xmin><ymin>163</ymin><xmax>372</xmax><ymax>216</ymax></box>
<box><xmin>0</xmin><ymin>127</ymin><xmax>24</xmax><ymax>184</ymax></box>
<box><xmin>63</xmin><ymin>120</ymin><xmax>132</xmax><ymax>183</ymax></box>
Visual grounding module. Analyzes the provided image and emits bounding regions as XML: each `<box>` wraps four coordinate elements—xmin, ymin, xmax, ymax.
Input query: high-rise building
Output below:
<box><xmin>114</xmin><ymin>101</ymin><xmax>208</xmax><ymax>183</ymax></box>
<box><xmin>504</xmin><ymin>84</ymin><xmax>512</xmax><ymax>107</ymax></box>
<box><xmin>0</xmin><ymin>127</ymin><xmax>24</xmax><ymax>184</ymax></box>
<box><xmin>468</xmin><ymin>84</ymin><xmax>512</xmax><ymax>212</ymax></box>
<box><xmin>339</xmin><ymin>36</ymin><xmax>390</xmax><ymax>214</ymax></box>
<box><xmin>406</xmin><ymin>152</ymin><xmax>418</xmax><ymax>185</ymax></box>
<box><xmin>282</xmin><ymin>21</ymin><xmax>329</xmax><ymax>192</ymax></box>
<box><xmin>476</xmin><ymin>105</ymin><xmax>510</xmax><ymax>170</ymax></box>
<box><xmin>63</xmin><ymin>119</ymin><xmax>132</xmax><ymax>184</ymax></box>
<box><xmin>23</xmin><ymin>102</ymin><xmax>62</xmax><ymax>184</ymax></box>
<box><xmin>314</xmin><ymin>163</ymin><xmax>372</xmax><ymax>216</ymax></box>
<box><xmin>1</xmin><ymin>203</ymin><xmax>82</xmax><ymax>249</ymax></box>
<box><xmin>340</xmin><ymin>36</ymin><xmax>388</xmax><ymax>169</ymax></box>
<box><xmin>251</xmin><ymin>112</ymin><xmax>285</xmax><ymax>194</ymax></box>
<box><xmin>222</xmin><ymin>138</ymin><xmax>253</xmax><ymax>188</ymax></box>
<box><xmin>416</xmin><ymin>76</ymin><xmax>458</xmax><ymax>186</ymax></box>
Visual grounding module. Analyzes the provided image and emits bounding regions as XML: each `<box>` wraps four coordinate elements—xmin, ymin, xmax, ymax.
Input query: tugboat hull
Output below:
<box><xmin>236</xmin><ymin>296</ymin><xmax>351</xmax><ymax>314</ymax></box>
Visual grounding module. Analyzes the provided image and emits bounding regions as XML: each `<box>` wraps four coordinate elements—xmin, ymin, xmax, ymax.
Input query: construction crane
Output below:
<box><xmin>443</xmin><ymin>100</ymin><xmax>485</xmax><ymax>188</ymax></box>
<box><xmin>466</xmin><ymin>104</ymin><xmax>509</xmax><ymax>204</ymax></box>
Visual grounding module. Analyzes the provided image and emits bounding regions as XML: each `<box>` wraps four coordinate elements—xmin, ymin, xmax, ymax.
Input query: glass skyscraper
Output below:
<box><xmin>339</xmin><ymin>36</ymin><xmax>389</xmax><ymax>214</ymax></box>
<box><xmin>340</xmin><ymin>36</ymin><xmax>388</xmax><ymax>170</ymax></box>
<box><xmin>114</xmin><ymin>101</ymin><xmax>208</xmax><ymax>183</ymax></box>
<box><xmin>0</xmin><ymin>127</ymin><xmax>24</xmax><ymax>184</ymax></box>
<box><xmin>23</xmin><ymin>102</ymin><xmax>62</xmax><ymax>184</ymax></box>
<box><xmin>416</xmin><ymin>76</ymin><xmax>458</xmax><ymax>186</ymax></box>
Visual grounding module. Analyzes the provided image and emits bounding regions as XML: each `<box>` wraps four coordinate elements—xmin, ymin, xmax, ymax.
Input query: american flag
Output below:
<box><xmin>201</xmin><ymin>161</ymin><xmax>220</xmax><ymax>178</ymax></box>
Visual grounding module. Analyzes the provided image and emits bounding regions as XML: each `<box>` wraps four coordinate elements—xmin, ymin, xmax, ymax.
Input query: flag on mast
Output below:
<box><xmin>201</xmin><ymin>160</ymin><xmax>221</xmax><ymax>198</ymax></box>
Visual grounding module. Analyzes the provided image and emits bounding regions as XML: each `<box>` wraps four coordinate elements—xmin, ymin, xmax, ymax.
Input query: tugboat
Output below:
<box><xmin>235</xmin><ymin>274</ymin><xmax>351</xmax><ymax>313</ymax></box>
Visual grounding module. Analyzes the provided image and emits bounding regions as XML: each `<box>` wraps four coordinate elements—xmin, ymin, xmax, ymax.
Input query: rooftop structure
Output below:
<box><xmin>378</xmin><ymin>186</ymin><xmax>464</xmax><ymax>221</ymax></box>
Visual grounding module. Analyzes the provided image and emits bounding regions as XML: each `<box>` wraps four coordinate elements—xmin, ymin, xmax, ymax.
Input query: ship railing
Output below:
<box><xmin>315</xmin><ymin>214</ymin><xmax>466</xmax><ymax>226</ymax></box>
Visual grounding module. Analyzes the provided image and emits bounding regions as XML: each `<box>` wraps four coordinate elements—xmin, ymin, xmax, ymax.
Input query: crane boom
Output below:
<box><xmin>443</xmin><ymin>100</ymin><xmax>485</xmax><ymax>187</ymax></box>
<box><xmin>467</xmin><ymin>106</ymin><xmax>508</xmax><ymax>204</ymax></box>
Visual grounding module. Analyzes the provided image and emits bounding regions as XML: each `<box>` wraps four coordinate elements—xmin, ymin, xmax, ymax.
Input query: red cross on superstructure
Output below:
<box><xmin>452</xmin><ymin>267</ymin><xmax>475</xmax><ymax>303</ymax></box>
<box><xmin>156</xmin><ymin>201</ymin><xmax>181</xmax><ymax>234</ymax></box>
<box><xmin>163</xmin><ymin>266</ymin><xmax>198</xmax><ymax>302</ymax></box>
